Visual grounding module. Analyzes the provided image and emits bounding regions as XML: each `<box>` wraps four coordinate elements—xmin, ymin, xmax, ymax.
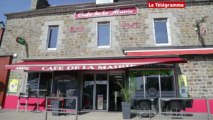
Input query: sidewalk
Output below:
<box><xmin>0</xmin><ymin>110</ymin><xmax>123</xmax><ymax>120</ymax></box>
<box><xmin>0</xmin><ymin>110</ymin><xmax>211</xmax><ymax>120</ymax></box>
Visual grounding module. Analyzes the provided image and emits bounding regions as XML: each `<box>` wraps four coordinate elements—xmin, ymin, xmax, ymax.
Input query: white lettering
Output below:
<box><xmin>41</xmin><ymin>66</ymin><xmax>64</xmax><ymax>71</ymax></box>
<box><xmin>66</xmin><ymin>66</ymin><xmax>80</xmax><ymax>70</ymax></box>
<box><xmin>98</xmin><ymin>66</ymin><xmax>107</xmax><ymax>70</ymax></box>
<box><xmin>87</xmin><ymin>66</ymin><xmax>94</xmax><ymax>70</ymax></box>
<box><xmin>16</xmin><ymin>67</ymin><xmax>29</xmax><ymax>70</ymax></box>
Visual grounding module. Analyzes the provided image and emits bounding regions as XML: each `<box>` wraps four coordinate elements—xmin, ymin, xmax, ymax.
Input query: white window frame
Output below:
<box><xmin>46</xmin><ymin>25</ymin><xmax>59</xmax><ymax>50</ymax></box>
<box><xmin>96</xmin><ymin>22</ymin><xmax>111</xmax><ymax>48</ymax></box>
<box><xmin>153</xmin><ymin>18</ymin><xmax>171</xmax><ymax>46</ymax></box>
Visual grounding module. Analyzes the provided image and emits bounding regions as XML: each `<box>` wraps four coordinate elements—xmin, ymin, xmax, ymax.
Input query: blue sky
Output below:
<box><xmin>0</xmin><ymin>0</ymin><xmax>95</xmax><ymax>23</ymax></box>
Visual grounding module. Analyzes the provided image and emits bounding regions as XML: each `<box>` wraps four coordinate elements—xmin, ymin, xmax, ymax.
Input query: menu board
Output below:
<box><xmin>97</xmin><ymin>95</ymin><xmax>104</xmax><ymax>110</ymax></box>
<box><xmin>54</xmin><ymin>76</ymin><xmax>78</xmax><ymax>93</ymax></box>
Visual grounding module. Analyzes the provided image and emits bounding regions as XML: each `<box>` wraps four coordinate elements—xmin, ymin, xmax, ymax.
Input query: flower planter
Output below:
<box><xmin>122</xmin><ymin>102</ymin><xmax>131</xmax><ymax>119</ymax></box>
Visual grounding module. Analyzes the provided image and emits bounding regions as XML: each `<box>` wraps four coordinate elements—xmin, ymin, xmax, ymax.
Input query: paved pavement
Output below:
<box><xmin>0</xmin><ymin>110</ymin><xmax>211</xmax><ymax>120</ymax></box>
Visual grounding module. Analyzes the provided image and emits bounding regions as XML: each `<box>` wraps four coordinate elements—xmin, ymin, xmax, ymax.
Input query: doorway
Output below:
<box><xmin>108</xmin><ymin>74</ymin><xmax>123</xmax><ymax>111</ymax></box>
<box><xmin>82</xmin><ymin>73</ymin><xmax>108</xmax><ymax>110</ymax></box>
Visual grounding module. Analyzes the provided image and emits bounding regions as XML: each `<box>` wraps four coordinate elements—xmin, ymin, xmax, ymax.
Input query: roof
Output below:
<box><xmin>5</xmin><ymin>0</ymin><xmax>213</xmax><ymax>20</ymax></box>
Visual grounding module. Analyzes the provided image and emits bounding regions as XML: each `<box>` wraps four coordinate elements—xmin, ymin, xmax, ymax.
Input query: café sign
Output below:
<box><xmin>74</xmin><ymin>7</ymin><xmax>138</xmax><ymax>19</ymax></box>
<box><xmin>13</xmin><ymin>64</ymin><xmax>139</xmax><ymax>71</ymax></box>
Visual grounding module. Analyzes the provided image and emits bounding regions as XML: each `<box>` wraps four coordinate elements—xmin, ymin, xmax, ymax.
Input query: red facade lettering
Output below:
<box><xmin>120</xmin><ymin>22</ymin><xmax>141</xmax><ymax>29</ymax></box>
<box><xmin>70</xmin><ymin>26</ymin><xmax>85</xmax><ymax>33</ymax></box>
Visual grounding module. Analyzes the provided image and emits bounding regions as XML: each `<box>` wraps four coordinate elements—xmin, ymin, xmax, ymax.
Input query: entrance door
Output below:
<box><xmin>96</xmin><ymin>74</ymin><xmax>107</xmax><ymax>110</ymax></box>
<box><xmin>82</xmin><ymin>74</ymin><xmax>94</xmax><ymax>110</ymax></box>
<box><xmin>82</xmin><ymin>73</ymin><xmax>108</xmax><ymax>111</ymax></box>
<box><xmin>109</xmin><ymin>74</ymin><xmax>123</xmax><ymax>111</ymax></box>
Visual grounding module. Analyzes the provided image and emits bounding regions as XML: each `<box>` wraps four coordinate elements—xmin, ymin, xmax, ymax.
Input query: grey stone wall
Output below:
<box><xmin>177</xmin><ymin>55</ymin><xmax>213</xmax><ymax>98</ymax></box>
<box><xmin>0</xmin><ymin>5</ymin><xmax>213</xmax><ymax>59</ymax></box>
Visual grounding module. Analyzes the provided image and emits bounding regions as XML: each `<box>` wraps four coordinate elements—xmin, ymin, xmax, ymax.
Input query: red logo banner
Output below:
<box><xmin>74</xmin><ymin>7</ymin><xmax>138</xmax><ymax>19</ymax></box>
<box><xmin>148</xmin><ymin>2</ymin><xmax>185</xmax><ymax>8</ymax></box>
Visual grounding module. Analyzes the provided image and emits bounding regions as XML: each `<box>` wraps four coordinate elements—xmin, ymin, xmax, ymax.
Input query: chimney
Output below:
<box><xmin>96</xmin><ymin>0</ymin><xmax>114</xmax><ymax>4</ymax></box>
<box><xmin>31</xmin><ymin>0</ymin><xmax>50</xmax><ymax>10</ymax></box>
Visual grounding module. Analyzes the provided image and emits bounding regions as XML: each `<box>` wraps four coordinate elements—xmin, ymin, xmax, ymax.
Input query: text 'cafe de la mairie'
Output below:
<box><xmin>0</xmin><ymin>0</ymin><xmax>213</xmax><ymax>113</ymax></box>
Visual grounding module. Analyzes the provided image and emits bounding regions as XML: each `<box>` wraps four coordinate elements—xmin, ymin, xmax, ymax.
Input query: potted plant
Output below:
<box><xmin>118</xmin><ymin>79</ymin><xmax>135</xmax><ymax>119</ymax></box>
<box><xmin>121</xmin><ymin>86</ymin><xmax>132</xmax><ymax>119</ymax></box>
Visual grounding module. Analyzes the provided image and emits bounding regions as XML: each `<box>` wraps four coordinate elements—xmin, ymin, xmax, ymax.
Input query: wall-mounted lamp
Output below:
<box><xmin>13</xmin><ymin>53</ymin><xmax>18</xmax><ymax>58</ymax></box>
<box><xmin>16</xmin><ymin>37</ymin><xmax>28</xmax><ymax>58</ymax></box>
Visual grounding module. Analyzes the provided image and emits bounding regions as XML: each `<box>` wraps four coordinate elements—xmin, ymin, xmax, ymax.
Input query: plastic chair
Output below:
<box><xmin>137</xmin><ymin>99</ymin><xmax>155</xmax><ymax>120</ymax></box>
<box><xmin>170</xmin><ymin>100</ymin><xmax>182</xmax><ymax>116</ymax></box>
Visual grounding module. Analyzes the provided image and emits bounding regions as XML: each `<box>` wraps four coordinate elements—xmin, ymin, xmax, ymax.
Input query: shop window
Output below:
<box><xmin>27</xmin><ymin>72</ymin><xmax>39</xmax><ymax>96</ymax></box>
<box><xmin>47</xmin><ymin>26</ymin><xmax>59</xmax><ymax>49</ymax></box>
<box><xmin>27</xmin><ymin>72</ymin><xmax>53</xmax><ymax>97</ymax></box>
<box><xmin>130</xmin><ymin>69</ymin><xmax>175</xmax><ymax>98</ymax></box>
<box><xmin>97</xmin><ymin>22</ymin><xmax>110</xmax><ymax>47</ymax></box>
<box><xmin>154</xmin><ymin>19</ymin><xmax>170</xmax><ymax>45</ymax></box>
<box><xmin>39</xmin><ymin>72</ymin><xmax>52</xmax><ymax>96</ymax></box>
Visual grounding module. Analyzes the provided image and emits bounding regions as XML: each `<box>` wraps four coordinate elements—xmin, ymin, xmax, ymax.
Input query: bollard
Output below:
<box><xmin>206</xmin><ymin>97</ymin><xmax>210</xmax><ymax>120</ymax></box>
<box><xmin>45</xmin><ymin>97</ymin><xmax>48</xmax><ymax>120</ymax></box>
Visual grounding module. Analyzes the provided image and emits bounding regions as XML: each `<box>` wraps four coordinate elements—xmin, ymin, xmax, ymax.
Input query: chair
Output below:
<box><xmin>169</xmin><ymin>100</ymin><xmax>182</xmax><ymax>116</ymax></box>
<box><xmin>137</xmin><ymin>99</ymin><xmax>155</xmax><ymax>120</ymax></box>
<box><xmin>16</xmin><ymin>93</ymin><xmax>29</xmax><ymax>112</ymax></box>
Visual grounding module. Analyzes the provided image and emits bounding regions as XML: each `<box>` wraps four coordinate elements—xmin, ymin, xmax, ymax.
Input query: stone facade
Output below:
<box><xmin>177</xmin><ymin>55</ymin><xmax>213</xmax><ymax>98</ymax></box>
<box><xmin>0</xmin><ymin>1</ymin><xmax>212</xmax><ymax>97</ymax></box>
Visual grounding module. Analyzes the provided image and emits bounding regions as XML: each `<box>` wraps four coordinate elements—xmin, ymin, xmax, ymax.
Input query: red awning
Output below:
<box><xmin>5</xmin><ymin>57</ymin><xmax>185</xmax><ymax>71</ymax></box>
<box><xmin>125</xmin><ymin>48</ymin><xmax>213</xmax><ymax>56</ymax></box>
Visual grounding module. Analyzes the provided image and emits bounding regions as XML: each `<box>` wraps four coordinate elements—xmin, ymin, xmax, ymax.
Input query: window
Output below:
<box><xmin>47</xmin><ymin>26</ymin><xmax>59</xmax><ymax>49</ymax></box>
<box><xmin>27</xmin><ymin>72</ymin><xmax>39</xmax><ymax>96</ymax></box>
<box><xmin>97</xmin><ymin>22</ymin><xmax>110</xmax><ymax>47</ymax></box>
<box><xmin>154</xmin><ymin>19</ymin><xmax>170</xmax><ymax>45</ymax></box>
<box><xmin>27</xmin><ymin>71</ymin><xmax>78</xmax><ymax>97</ymax></box>
<box><xmin>27</xmin><ymin>72</ymin><xmax>53</xmax><ymax>97</ymax></box>
<box><xmin>130</xmin><ymin>69</ymin><xmax>175</xmax><ymax>98</ymax></box>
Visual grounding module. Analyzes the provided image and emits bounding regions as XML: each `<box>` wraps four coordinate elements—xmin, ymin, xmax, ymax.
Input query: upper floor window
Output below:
<box><xmin>154</xmin><ymin>19</ymin><xmax>170</xmax><ymax>45</ymax></box>
<box><xmin>97</xmin><ymin>22</ymin><xmax>110</xmax><ymax>47</ymax></box>
<box><xmin>47</xmin><ymin>26</ymin><xmax>59</xmax><ymax>49</ymax></box>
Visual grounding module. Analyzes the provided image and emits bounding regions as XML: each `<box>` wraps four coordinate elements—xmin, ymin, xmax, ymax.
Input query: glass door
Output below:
<box><xmin>82</xmin><ymin>74</ymin><xmax>94</xmax><ymax>110</ymax></box>
<box><xmin>82</xmin><ymin>73</ymin><xmax>108</xmax><ymax>110</ymax></box>
<box><xmin>96</xmin><ymin>73</ymin><xmax>108</xmax><ymax>110</ymax></box>
<box><xmin>108</xmin><ymin>74</ymin><xmax>123</xmax><ymax>111</ymax></box>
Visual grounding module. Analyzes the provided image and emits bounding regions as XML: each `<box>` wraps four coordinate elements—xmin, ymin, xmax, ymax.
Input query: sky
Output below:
<box><xmin>0</xmin><ymin>0</ymin><xmax>95</xmax><ymax>24</ymax></box>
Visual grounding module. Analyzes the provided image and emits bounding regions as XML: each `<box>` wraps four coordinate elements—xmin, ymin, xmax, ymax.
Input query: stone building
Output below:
<box><xmin>0</xmin><ymin>0</ymin><xmax>213</xmax><ymax>111</ymax></box>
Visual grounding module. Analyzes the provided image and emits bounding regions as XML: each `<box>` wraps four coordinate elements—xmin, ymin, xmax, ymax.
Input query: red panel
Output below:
<box><xmin>0</xmin><ymin>56</ymin><xmax>11</xmax><ymax>107</ymax></box>
<box><xmin>184</xmin><ymin>99</ymin><xmax>213</xmax><ymax>114</ymax></box>
<box><xmin>3</xmin><ymin>95</ymin><xmax>45</xmax><ymax>111</ymax></box>
<box><xmin>5</xmin><ymin>57</ymin><xmax>185</xmax><ymax>71</ymax></box>
<box><xmin>126</xmin><ymin>49</ymin><xmax>213</xmax><ymax>56</ymax></box>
